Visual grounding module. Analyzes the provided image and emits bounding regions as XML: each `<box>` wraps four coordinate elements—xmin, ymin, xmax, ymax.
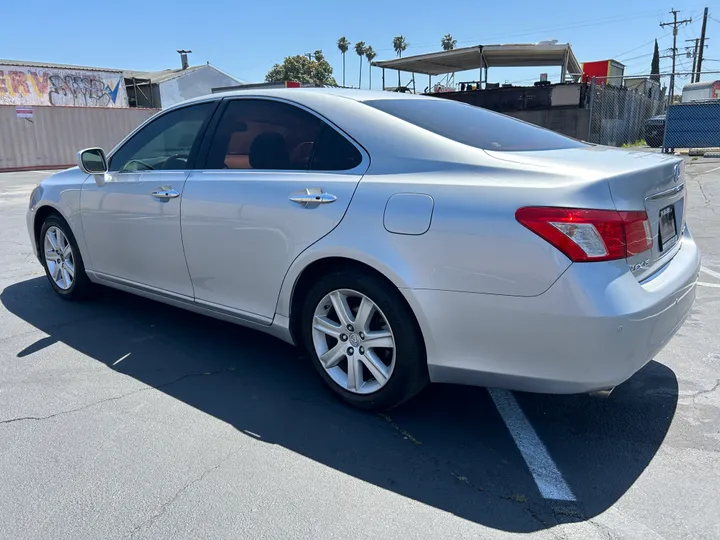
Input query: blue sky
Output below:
<box><xmin>2</xmin><ymin>0</ymin><xmax>718</xmax><ymax>91</ymax></box>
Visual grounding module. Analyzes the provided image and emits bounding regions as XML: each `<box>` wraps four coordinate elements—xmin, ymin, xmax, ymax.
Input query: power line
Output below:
<box><xmin>372</xmin><ymin>9</ymin><xmax>684</xmax><ymax>54</ymax></box>
<box><xmin>621</xmin><ymin>52</ymin><xmax>655</xmax><ymax>62</ymax></box>
<box><xmin>613</xmin><ymin>32</ymin><xmax>672</xmax><ymax>59</ymax></box>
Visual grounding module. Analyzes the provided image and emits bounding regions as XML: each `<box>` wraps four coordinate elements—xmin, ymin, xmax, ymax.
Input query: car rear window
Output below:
<box><xmin>363</xmin><ymin>98</ymin><xmax>588</xmax><ymax>151</ymax></box>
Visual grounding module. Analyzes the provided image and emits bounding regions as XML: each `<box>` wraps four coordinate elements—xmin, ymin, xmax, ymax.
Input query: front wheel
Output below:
<box><xmin>300</xmin><ymin>270</ymin><xmax>428</xmax><ymax>410</ymax></box>
<box><xmin>40</xmin><ymin>214</ymin><xmax>93</xmax><ymax>300</ymax></box>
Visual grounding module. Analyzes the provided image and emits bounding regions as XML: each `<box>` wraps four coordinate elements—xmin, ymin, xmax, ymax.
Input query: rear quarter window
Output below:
<box><xmin>364</xmin><ymin>98</ymin><xmax>588</xmax><ymax>152</ymax></box>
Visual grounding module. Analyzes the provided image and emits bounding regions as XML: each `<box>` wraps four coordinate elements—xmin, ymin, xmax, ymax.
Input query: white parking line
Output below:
<box><xmin>698</xmin><ymin>282</ymin><xmax>720</xmax><ymax>288</ymax></box>
<box><xmin>700</xmin><ymin>266</ymin><xmax>720</xmax><ymax>280</ymax></box>
<box><xmin>488</xmin><ymin>388</ymin><xmax>575</xmax><ymax>501</ymax></box>
<box><xmin>704</xmin><ymin>166</ymin><xmax>720</xmax><ymax>174</ymax></box>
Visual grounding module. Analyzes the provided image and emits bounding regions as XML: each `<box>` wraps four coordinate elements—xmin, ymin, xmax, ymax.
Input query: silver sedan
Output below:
<box><xmin>27</xmin><ymin>88</ymin><xmax>700</xmax><ymax>410</ymax></box>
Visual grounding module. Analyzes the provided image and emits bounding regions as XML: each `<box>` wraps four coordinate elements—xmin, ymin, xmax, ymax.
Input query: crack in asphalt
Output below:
<box><xmin>126</xmin><ymin>444</ymin><xmax>246</xmax><ymax>538</ymax></box>
<box><xmin>697</xmin><ymin>179</ymin><xmax>711</xmax><ymax>205</ymax></box>
<box><xmin>689</xmin><ymin>379</ymin><xmax>720</xmax><ymax>404</ymax></box>
<box><xmin>0</xmin><ymin>367</ymin><xmax>238</xmax><ymax>425</ymax></box>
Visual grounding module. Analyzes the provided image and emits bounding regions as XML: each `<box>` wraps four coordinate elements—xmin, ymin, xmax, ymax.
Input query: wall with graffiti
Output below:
<box><xmin>0</xmin><ymin>65</ymin><xmax>128</xmax><ymax>107</ymax></box>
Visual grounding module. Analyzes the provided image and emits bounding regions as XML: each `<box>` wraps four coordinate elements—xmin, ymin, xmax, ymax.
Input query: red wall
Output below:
<box><xmin>582</xmin><ymin>60</ymin><xmax>611</xmax><ymax>84</ymax></box>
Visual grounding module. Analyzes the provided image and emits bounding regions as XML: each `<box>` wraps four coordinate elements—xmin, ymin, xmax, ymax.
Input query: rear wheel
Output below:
<box><xmin>40</xmin><ymin>214</ymin><xmax>93</xmax><ymax>300</ymax></box>
<box><xmin>300</xmin><ymin>270</ymin><xmax>428</xmax><ymax>410</ymax></box>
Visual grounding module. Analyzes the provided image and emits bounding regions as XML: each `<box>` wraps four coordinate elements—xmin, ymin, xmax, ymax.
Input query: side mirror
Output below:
<box><xmin>77</xmin><ymin>148</ymin><xmax>108</xmax><ymax>175</ymax></box>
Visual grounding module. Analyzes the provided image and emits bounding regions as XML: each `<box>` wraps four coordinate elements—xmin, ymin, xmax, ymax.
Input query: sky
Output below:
<box><xmin>1</xmin><ymin>0</ymin><xmax>718</xmax><ymax>92</ymax></box>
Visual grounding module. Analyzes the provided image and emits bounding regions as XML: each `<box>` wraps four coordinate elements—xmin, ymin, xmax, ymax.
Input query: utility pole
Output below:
<box><xmin>686</xmin><ymin>37</ymin><xmax>710</xmax><ymax>82</ymax></box>
<box><xmin>660</xmin><ymin>9</ymin><xmax>693</xmax><ymax>102</ymax></box>
<box><xmin>696</xmin><ymin>7</ymin><xmax>709</xmax><ymax>82</ymax></box>
<box><xmin>685</xmin><ymin>38</ymin><xmax>700</xmax><ymax>80</ymax></box>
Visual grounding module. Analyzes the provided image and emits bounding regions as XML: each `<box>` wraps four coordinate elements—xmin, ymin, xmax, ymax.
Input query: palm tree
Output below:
<box><xmin>441</xmin><ymin>34</ymin><xmax>456</xmax><ymax>51</ymax></box>
<box><xmin>337</xmin><ymin>37</ymin><xmax>350</xmax><ymax>87</ymax></box>
<box><xmin>392</xmin><ymin>35</ymin><xmax>408</xmax><ymax>87</ymax></box>
<box><xmin>440</xmin><ymin>34</ymin><xmax>457</xmax><ymax>89</ymax></box>
<box><xmin>355</xmin><ymin>41</ymin><xmax>366</xmax><ymax>88</ymax></box>
<box><xmin>365</xmin><ymin>46</ymin><xmax>377</xmax><ymax>90</ymax></box>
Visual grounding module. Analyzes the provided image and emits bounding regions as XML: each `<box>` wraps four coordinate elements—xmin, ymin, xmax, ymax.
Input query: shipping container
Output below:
<box><xmin>582</xmin><ymin>59</ymin><xmax>625</xmax><ymax>86</ymax></box>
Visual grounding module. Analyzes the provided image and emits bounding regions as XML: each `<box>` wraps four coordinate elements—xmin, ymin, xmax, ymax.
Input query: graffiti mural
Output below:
<box><xmin>0</xmin><ymin>65</ymin><xmax>128</xmax><ymax>107</ymax></box>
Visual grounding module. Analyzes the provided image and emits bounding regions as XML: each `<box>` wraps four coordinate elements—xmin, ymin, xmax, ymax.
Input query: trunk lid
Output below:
<box><xmin>485</xmin><ymin>146</ymin><xmax>686</xmax><ymax>281</ymax></box>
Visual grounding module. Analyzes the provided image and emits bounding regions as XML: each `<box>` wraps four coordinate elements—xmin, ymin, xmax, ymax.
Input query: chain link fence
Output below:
<box><xmin>586</xmin><ymin>75</ymin><xmax>666</xmax><ymax>148</ymax></box>
<box><xmin>586</xmin><ymin>73</ymin><xmax>720</xmax><ymax>150</ymax></box>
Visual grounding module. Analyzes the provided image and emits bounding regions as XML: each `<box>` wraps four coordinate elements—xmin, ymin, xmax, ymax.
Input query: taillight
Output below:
<box><xmin>515</xmin><ymin>207</ymin><xmax>652</xmax><ymax>262</ymax></box>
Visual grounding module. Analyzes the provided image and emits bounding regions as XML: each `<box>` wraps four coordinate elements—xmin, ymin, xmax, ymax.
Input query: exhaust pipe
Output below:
<box><xmin>588</xmin><ymin>387</ymin><xmax>615</xmax><ymax>399</ymax></box>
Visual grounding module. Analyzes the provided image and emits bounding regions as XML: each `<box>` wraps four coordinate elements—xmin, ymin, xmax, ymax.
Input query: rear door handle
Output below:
<box><xmin>151</xmin><ymin>188</ymin><xmax>180</xmax><ymax>200</ymax></box>
<box><xmin>289</xmin><ymin>190</ymin><xmax>337</xmax><ymax>205</ymax></box>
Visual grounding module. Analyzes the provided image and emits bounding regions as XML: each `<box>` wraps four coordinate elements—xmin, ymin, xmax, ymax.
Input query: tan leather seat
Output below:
<box><xmin>224</xmin><ymin>155</ymin><xmax>251</xmax><ymax>169</ymax></box>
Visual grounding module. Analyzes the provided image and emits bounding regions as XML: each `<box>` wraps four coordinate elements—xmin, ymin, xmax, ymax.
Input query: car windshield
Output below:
<box><xmin>363</xmin><ymin>98</ymin><xmax>588</xmax><ymax>152</ymax></box>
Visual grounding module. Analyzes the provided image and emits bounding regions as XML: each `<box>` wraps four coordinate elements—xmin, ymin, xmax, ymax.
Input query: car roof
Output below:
<box><xmin>173</xmin><ymin>87</ymin><xmax>428</xmax><ymax>110</ymax></box>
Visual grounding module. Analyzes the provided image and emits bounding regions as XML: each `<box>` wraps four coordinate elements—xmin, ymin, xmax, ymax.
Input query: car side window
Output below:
<box><xmin>310</xmin><ymin>125</ymin><xmax>363</xmax><ymax>171</ymax></box>
<box><xmin>109</xmin><ymin>102</ymin><xmax>215</xmax><ymax>172</ymax></box>
<box><xmin>204</xmin><ymin>99</ymin><xmax>361</xmax><ymax>171</ymax></box>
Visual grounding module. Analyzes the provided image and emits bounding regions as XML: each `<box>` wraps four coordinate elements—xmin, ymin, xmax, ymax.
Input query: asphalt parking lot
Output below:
<box><xmin>1</xmin><ymin>160</ymin><xmax>719</xmax><ymax>540</ymax></box>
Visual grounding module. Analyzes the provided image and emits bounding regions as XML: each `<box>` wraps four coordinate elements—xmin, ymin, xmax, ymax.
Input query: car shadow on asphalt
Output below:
<box><xmin>1</xmin><ymin>278</ymin><xmax>679</xmax><ymax>533</ymax></box>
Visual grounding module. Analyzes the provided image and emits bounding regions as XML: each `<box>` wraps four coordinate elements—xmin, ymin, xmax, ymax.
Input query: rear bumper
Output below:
<box><xmin>403</xmin><ymin>227</ymin><xmax>700</xmax><ymax>394</ymax></box>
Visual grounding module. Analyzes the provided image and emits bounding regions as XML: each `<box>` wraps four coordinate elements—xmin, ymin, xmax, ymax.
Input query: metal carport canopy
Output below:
<box><xmin>371</xmin><ymin>42</ymin><xmax>581</xmax><ymax>76</ymax></box>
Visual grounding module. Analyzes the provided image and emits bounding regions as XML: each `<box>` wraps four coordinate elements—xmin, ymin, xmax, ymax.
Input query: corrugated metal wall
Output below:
<box><xmin>0</xmin><ymin>105</ymin><xmax>159</xmax><ymax>170</ymax></box>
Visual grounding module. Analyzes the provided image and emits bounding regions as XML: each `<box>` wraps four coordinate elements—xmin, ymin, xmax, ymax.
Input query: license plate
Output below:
<box><xmin>659</xmin><ymin>205</ymin><xmax>677</xmax><ymax>251</ymax></box>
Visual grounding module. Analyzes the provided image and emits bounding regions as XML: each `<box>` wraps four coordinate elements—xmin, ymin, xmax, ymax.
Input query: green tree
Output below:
<box><xmin>365</xmin><ymin>46</ymin><xmax>377</xmax><ymax>90</ymax></box>
<box><xmin>337</xmin><ymin>37</ymin><xmax>350</xmax><ymax>87</ymax></box>
<box><xmin>441</xmin><ymin>34</ymin><xmax>457</xmax><ymax>51</ymax></box>
<box><xmin>265</xmin><ymin>54</ymin><xmax>337</xmax><ymax>86</ymax></box>
<box><xmin>650</xmin><ymin>39</ymin><xmax>660</xmax><ymax>83</ymax></box>
<box><xmin>313</xmin><ymin>49</ymin><xmax>325</xmax><ymax>63</ymax></box>
<box><xmin>441</xmin><ymin>34</ymin><xmax>458</xmax><ymax>88</ymax></box>
<box><xmin>392</xmin><ymin>35</ymin><xmax>408</xmax><ymax>86</ymax></box>
<box><xmin>355</xmin><ymin>41</ymin><xmax>366</xmax><ymax>88</ymax></box>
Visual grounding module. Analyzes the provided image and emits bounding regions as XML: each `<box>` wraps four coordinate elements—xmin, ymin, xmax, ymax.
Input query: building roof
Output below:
<box><xmin>0</xmin><ymin>59</ymin><xmax>122</xmax><ymax>73</ymax></box>
<box><xmin>371</xmin><ymin>42</ymin><xmax>581</xmax><ymax>76</ymax></box>
<box><xmin>124</xmin><ymin>65</ymin><xmax>205</xmax><ymax>83</ymax></box>
<box><xmin>124</xmin><ymin>64</ymin><xmax>245</xmax><ymax>84</ymax></box>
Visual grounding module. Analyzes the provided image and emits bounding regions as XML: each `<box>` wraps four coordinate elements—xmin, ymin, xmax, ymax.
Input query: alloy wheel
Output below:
<box><xmin>44</xmin><ymin>226</ymin><xmax>75</xmax><ymax>291</ymax></box>
<box><xmin>311</xmin><ymin>288</ymin><xmax>396</xmax><ymax>394</ymax></box>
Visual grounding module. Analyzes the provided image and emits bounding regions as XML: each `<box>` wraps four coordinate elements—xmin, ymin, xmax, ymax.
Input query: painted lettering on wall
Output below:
<box><xmin>0</xmin><ymin>65</ymin><xmax>128</xmax><ymax>107</ymax></box>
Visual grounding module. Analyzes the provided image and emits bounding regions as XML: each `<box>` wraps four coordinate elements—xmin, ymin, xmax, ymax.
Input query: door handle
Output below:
<box><xmin>289</xmin><ymin>190</ymin><xmax>337</xmax><ymax>205</ymax></box>
<box><xmin>151</xmin><ymin>188</ymin><xmax>180</xmax><ymax>200</ymax></box>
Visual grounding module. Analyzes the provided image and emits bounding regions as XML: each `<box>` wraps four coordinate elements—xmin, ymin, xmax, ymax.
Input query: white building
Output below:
<box><xmin>124</xmin><ymin>61</ymin><xmax>244</xmax><ymax>109</ymax></box>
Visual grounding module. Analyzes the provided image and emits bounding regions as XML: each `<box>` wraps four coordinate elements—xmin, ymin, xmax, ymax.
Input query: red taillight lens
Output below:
<box><xmin>515</xmin><ymin>207</ymin><xmax>652</xmax><ymax>262</ymax></box>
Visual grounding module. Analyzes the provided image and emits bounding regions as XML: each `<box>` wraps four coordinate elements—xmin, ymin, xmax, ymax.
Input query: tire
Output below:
<box><xmin>39</xmin><ymin>214</ymin><xmax>93</xmax><ymax>300</ymax></box>
<box><xmin>300</xmin><ymin>269</ymin><xmax>429</xmax><ymax>410</ymax></box>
